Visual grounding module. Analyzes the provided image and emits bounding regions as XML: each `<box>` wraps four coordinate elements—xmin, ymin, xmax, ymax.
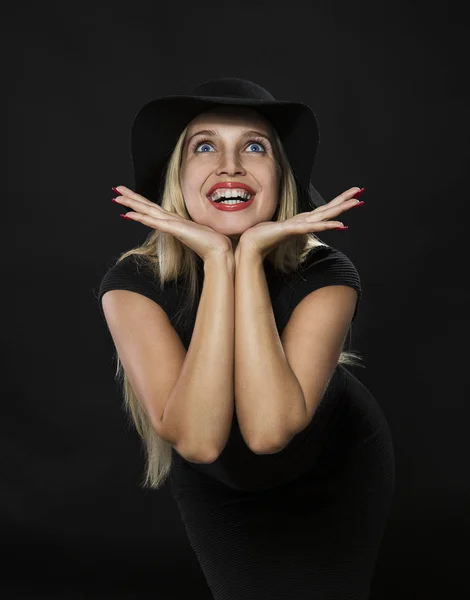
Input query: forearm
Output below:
<box><xmin>161</xmin><ymin>252</ymin><xmax>235</xmax><ymax>462</ymax></box>
<box><xmin>234</xmin><ymin>247</ymin><xmax>307</xmax><ymax>453</ymax></box>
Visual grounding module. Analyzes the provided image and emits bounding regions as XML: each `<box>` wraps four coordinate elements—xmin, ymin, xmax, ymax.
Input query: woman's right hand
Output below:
<box><xmin>112</xmin><ymin>186</ymin><xmax>234</xmax><ymax>261</ymax></box>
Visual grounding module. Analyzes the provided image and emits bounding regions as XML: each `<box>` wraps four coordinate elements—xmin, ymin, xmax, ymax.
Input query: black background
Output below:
<box><xmin>4</xmin><ymin>1</ymin><xmax>469</xmax><ymax>598</ymax></box>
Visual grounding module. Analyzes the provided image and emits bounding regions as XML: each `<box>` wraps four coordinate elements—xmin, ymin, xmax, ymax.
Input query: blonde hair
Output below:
<box><xmin>109</xmin><ymin>118</ymin><xmax>364</xmax><ymax>489</ymax></box>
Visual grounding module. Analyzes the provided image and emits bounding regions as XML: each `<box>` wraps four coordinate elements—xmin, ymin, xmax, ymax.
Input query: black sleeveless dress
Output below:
<box><xmin>97</xmin><ymin>246</ymin><xmax>395</xmax><ymax>600</ymax></box>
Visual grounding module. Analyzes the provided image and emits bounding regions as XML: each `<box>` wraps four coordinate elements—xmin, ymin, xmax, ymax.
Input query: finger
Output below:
<box><xmin>307</xmin><ymin>202</ymin><xmax>353</xmax><ymax>221</ymax></box>
<box><xmin>306</xmin><ymin>200</ymin><xmax>358</xmax><ymax>222</ymax></box>
<box><xmin>113</xmin><ymin>195</ymin><xmax>155</xmax><ymax>215</ymax></box>
<box><xmin>294</xmin><ymin>217</ymin><xmax>346</xmax><ymax>230</ymax></box>
<box><xmin>315</xmin><ymin>187</ymin><xmax>362</xmax><ymax>212</ymax></box>
<box><xmin>120</xmin><ymin>211</ymin><xmax>171</xmax><ymax>230</ymax></box>
<box><xmin>115</xmin><ymin>185</ymin><xmax>160</xmax><ymax>208</ymax></box>
<box><xmin>114</xmin><ymin>190</ymin><xmax>168</xmax><ymax>217</ymax></box>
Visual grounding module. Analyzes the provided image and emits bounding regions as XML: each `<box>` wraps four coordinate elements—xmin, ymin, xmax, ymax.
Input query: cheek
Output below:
<box><xmin>183</xmin><ymin>194</ymin><xmax>209</xmax><ymax>223</ymax></box>
<box><xmin>182</xmin><ymin>165</ymin><xmax>207</xmax><ymax>192</ymax></box>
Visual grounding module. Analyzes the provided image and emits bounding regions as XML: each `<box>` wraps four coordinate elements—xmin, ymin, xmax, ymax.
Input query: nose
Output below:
<box><xmin>216</xmin><ymin>150</ymin><xmax>246</xmax><ymax>176</ymax></box>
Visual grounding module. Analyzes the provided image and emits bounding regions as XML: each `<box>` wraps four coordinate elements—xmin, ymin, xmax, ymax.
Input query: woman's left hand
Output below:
<box><xmin>235</xmin><ymin>186</ymin><xmax>365</xmax><ymax>262</ymax></box>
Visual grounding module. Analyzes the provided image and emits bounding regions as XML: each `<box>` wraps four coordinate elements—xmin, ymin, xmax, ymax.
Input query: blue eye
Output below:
<box><xmin>247</xmin><ymin>142</ymin><xmax>265</xmax><ymax>152</ymax></box>
<box><xmin>192</xmin><ymin>138</ymin><xmax>268</xmax><ymax>153</ymax></box>
<box><xmin>196</xmin><ymin>141</ymin><xmax>213</xmax><ymax>153</ymax></box>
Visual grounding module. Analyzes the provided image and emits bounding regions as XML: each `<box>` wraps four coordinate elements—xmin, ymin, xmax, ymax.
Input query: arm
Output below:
<box><xmin>160</xmin><ymin>252</ymin><xmax>236</xmax><ymax>463</ymax></box>
<box><xmin>234</xmin><ymin>246</ymin><xmax>307</xmax><ymax>454</ymax></box>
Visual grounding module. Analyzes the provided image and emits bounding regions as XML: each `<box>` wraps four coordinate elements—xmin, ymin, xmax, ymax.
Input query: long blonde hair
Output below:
<box><xmin>109</xmin><ymin>119</ymin><xmax>364</xmax><ymax>489</ymax></box>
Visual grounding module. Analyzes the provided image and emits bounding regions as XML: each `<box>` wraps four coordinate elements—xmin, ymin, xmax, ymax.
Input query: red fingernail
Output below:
<box><xmin>353</xmin><ymin>187</ymin><xmax>365</xmax><ymax>199</ymax></box>
<box><xmin>111</xmin><ymin>198</ymin><xmax>119</xmax><ymax>203</ymax></box>
<box><xmin>352</xmin><ymin>201</ymin><xmax>365</xmax><ymax>208</ymax></box>
<box><xmin>112</xmin><ymin>187</ymin><xmax>123</xmax><ymax>196</ymax></box>
<box><xmin>336</xmin><ymin>226</ymin><xmax>349</xmax><ymax>230</ymax></box>
<box><xmin>120</xmin><ymin>213</ymin><xmax>132</xmax><ymax>220</ymax></box>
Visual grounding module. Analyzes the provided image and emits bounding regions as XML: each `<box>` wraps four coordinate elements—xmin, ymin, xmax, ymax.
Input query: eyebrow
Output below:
<box><xmin>187</xmin><ymin>129</ymin><xmax>272</xmax><ymax>145</ymax></box>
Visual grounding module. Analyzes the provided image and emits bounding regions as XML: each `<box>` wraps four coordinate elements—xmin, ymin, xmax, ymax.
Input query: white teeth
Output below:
<box><xmin>208</xmin><ymin>189</ymin><xmax>253</xmax><ymax>202</ymax></box>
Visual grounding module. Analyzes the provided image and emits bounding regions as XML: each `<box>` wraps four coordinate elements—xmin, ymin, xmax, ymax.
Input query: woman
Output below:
<box><xmin>97</xmin><ymin>78</ymin><xmax>395</xmax><ymax>600</ymax></box>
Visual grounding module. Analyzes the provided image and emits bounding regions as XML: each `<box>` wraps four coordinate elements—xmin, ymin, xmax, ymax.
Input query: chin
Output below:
<box><xmin>211</xmin><ymin>222</ymin><xmax>252</xmax><ymax>235</ymax></box>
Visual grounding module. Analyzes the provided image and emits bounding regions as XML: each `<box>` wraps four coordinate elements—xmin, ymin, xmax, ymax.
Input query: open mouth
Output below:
<box><xmin>207</xmin><ymin>192</ymin><xmax>254</xmax><ymax>205</ymax></box>
<box><xmin>206</xmin><ymin>192</ymin><xmax>256</xmax><ymax>211</ymax></box>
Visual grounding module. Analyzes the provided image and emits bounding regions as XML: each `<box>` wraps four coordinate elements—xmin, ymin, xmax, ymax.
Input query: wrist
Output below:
<box><xmin>235</xmin><ymin>242</ymin><xmax>264</xmax><ymax>265</ymax></box>
<box><xmin>204</xmin><ymin>250</ymin><xmax>236</xmax><ymax>274</ymax></box>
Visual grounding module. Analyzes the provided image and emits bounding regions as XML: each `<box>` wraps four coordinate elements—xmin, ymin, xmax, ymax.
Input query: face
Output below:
<box><xmin>180</xmin><ymin>106</ymin><xmax>281</xmax><ymax>251</ymax></box>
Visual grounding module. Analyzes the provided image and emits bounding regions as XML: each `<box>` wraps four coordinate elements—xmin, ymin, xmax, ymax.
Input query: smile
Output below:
<box><xmin>206</xmin><ymin>194</ymin><xmax>255</xmax><ymax>211</ymax></box>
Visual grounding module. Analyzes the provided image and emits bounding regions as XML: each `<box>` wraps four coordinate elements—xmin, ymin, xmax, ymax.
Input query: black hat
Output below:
<box><xmin>131</xmin><ymin>77</ymin><xmax>326</xmax><ymax>212</ymax></box>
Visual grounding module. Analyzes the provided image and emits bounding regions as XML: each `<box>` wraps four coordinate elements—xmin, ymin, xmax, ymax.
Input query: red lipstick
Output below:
<box><xmin>207</xmin><ymin>182</ymin><xmax>256</xmax><ymax>196</ymax></box>
<box><xmin>206</xmin><ymin>181</ymin><xmax>256</xmax><ymax>212</ymax></box>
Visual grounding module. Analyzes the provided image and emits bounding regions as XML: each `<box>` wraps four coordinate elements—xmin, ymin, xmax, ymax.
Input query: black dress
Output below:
<box><xmin>97</xmin><ymin>245</ymin><xmax>395</xmax><ymax>600</ymax></box>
